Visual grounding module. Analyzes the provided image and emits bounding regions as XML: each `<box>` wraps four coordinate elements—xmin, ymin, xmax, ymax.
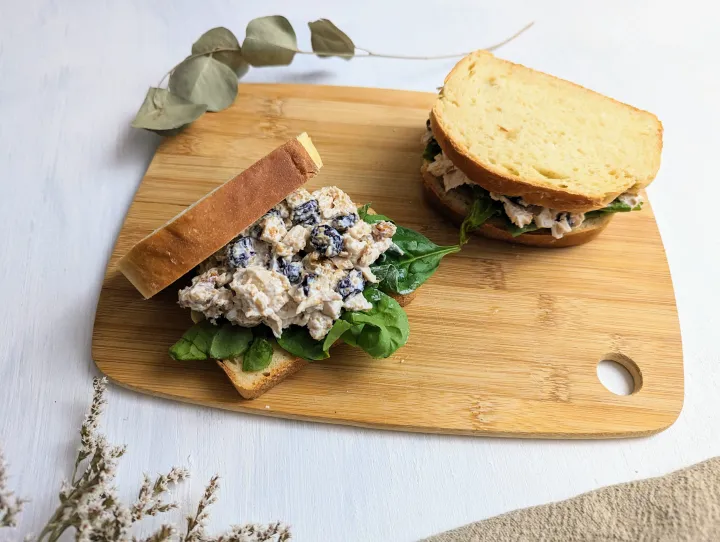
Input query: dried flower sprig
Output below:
<box><xmin>183</xmin><ymin>474</ymin><xmax>219</xmax><ymax>541</ymax></box>
<box><xmin>1</xmin><ymin>377</ymin><xmax>291</xmax><ymax>541</ymax></box>
<box><xmin>131</xmin><ymin>468</ymin><xmax>190</xmax><ymax>522</ymax></box>
<box><xmin>74</xmin><ymin>377</ymin><xmax>109</xmax><ymax>481</ymax></box>
<box><xmin>132</xmin><ymin>15</ymin><xmax>533</xmax><ymax>135</ymax></box>
<box><xmin>138</xmin><ymin>524</ymin><xmax>176</xmax><ymax>542</ymax></box>
<box><xmin>0</xmin><ymin>448</ymin><xmax>27</xmax><ymax>528</ymax></box>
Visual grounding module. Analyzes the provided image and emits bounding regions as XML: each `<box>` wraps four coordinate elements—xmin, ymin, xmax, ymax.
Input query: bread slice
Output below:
<box><xmin>217</xmin><ymin>290</ymin><xmax>416</xmax><ymax>399</ymax></box>
<box><xmin>430</xmin><ymin>51</ymin><xmax>662</xmax><ymax>212</ymax></box>
<box><xmin>119</xmin><ymin>133</ymin><xmax>323</xmax><ymax>298</ymax></box>
<box><xmin>422</xmin><ymin>167</ymin><xmax>612</xmax><ymax>248</ymax></box>
<box><xmin>218</xmin><ymin>343</ymin><xmax>308</xmax><ymax>400</ymax></box>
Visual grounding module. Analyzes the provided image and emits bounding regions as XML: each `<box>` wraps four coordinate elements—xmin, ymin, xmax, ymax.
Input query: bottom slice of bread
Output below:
<box><xmin>421</xmin><ymin>166</ymin><xmax>613</xmax><ymax>248</ymax></box>
<box><xmin>218</xmin><ymin>344</ymin><xmax>308</xmax><ymax>400</ymax></box>
<box><xmin>217</xmin><ymin>290</ymin><xmax>416</xmax><ymax>399</ymax></box>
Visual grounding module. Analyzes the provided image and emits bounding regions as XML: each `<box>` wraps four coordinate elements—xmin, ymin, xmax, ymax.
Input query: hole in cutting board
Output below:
<box><xmin>597</xmin><ymin>354</ymin><xmax>642</xmax><ymax>395</ymax></box>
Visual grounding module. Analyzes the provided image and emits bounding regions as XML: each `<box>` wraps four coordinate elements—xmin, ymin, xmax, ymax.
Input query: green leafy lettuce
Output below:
<box><xmin>358</xmin><ymin>205</ymin><xmax>459</xmax><ymax>295</ymax></box>
<box><xmin>169</xmin><ymin>321</ymin><xmax>219</xmax><ymax>361</ymax></box>
<box><xmin>504</xmin><ymin>220</ymin><xmax>539</xmax><ymax>237</ymax></box>
<box><xmin>277</xmin><ymin>288</ymin><xmax>409</xmax><ymax>361</ymax></box>
<box><xmin>340</xmin><ymin>287</ymin><xmax>410</xmax><ymax>358</ymax></box>
<box><xmin>275</xmin><ymin>323</ymin><xmax>337</xmax><ymax>361</ymax></box>
<box><xmin>243</xmin><ymin>336</ymin><xmax>274</xmax><ymax>371</ymax></box>
<box><xmin>459</xmin><ymin>187</ymin><xmax>501</xmax><ymax>245</ymax></box>
<box><xmin>209</xmin><ymin>324</ymin><xmax>253</xmax><ymax>359</ymax></box>
<box><xmin>458</xmin><ymin>186</ymin><xmax>644</xmax><ymax>240</ymax></box>
<box><xmin>423</xmin><ymin>137</ymin><xmax>442</xmax><ymax>162</ymax></box>
<box><xmin>169</xmin><ymin>321</ymin><xmax>271</xmax><ymax>371</ymax></box>
<box><xmin>357</xmin><ymin>205</ymin><xmax>392</xmax><ymax>224</ymax></box>
<box><xmin>586</xmin><ymin>199</ymin><xmax>643</xmax><ymax>217</ymax></box>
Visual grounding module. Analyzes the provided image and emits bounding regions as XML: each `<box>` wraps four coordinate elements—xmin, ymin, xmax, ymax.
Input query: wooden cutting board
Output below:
<box><xmin>92</xmin><ymin>83</ymin><xmax>683</xmax><ymax>438</ymax></box>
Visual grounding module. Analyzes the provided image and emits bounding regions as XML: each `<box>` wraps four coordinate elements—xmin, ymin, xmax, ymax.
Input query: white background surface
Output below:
<box><xmin>1</xmin><ymin>1</ymin><xmax>718</xmax><ymax>540</ymax></box>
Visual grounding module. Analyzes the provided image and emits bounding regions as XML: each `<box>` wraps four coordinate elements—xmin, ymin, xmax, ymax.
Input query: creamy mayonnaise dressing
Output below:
<box><xmin>179</xmin><ymin>186</ymin><xmax>396</xmax><ymax>340</ymax></box>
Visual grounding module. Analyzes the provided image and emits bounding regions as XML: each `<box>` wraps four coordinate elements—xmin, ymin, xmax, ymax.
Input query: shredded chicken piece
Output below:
<box><xmin>489</xmin><ymin>193</ymin><xmax>535</xmax><ymax>228</ymax></box>
<box><xmin>618</xmin><ymin>192</ymin><xmax>643</xmax><ymax>208</ymax></box>
<box><xmin>426</xmin><ymin>153</ymin><xmax>455</xmax><ymax>177</ymax></box>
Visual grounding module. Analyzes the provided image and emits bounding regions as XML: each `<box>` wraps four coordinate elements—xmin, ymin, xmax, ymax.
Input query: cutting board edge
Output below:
<box><xmin>93</xmin><ymin>357</ymin><xmax>683</xmax><ymax>440</ymax></box>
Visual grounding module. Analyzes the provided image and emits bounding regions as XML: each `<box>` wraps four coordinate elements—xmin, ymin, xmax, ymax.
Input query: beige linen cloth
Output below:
<box><xmin>424</xmin><ymin>457</ymin><xmax>720</xmax><ymax>542</ymax></box>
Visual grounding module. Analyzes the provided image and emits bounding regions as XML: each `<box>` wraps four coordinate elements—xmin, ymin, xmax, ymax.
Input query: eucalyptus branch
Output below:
<box><xmin>133</xmin><ymin>16</ymin><xmax>535</xmax><ymax>135</ymax></box>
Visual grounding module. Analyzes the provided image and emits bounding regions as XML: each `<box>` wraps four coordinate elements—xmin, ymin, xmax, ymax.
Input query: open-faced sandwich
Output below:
<box><xmin>422</xmin><ymin>51</ymin><xmax>663</xmax><ymax>247</ymax></box>
<box><xmin>119</xmin><ymin>134</ymin><xmax>458</xmax><ymax>398</ymax></box>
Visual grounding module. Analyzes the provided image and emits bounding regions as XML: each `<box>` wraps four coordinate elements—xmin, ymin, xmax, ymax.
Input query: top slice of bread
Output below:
<box><xmin>430</xmin><ymin>51</ymin><xmax>663</xmax><ymax>212</ymax></box>
<box><xmin>118</xmin><ymin>133</ymin><xmax>323</xmax><ymax>298</ymax></box>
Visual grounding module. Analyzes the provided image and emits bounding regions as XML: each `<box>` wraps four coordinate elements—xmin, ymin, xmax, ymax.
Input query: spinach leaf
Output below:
<box><xmin>587</xmin><ymin>199</ymin><xmax>643</xmax><ymax>217</ymax></box>
<box><xmin>358</xmin><ymin>206</ymin><xmax>394</xmax><ymax>224</ymax></box>
<box><xmin>372</xmin><ymin>225</ymin><xmax>460</xmax><ymax>295</ymax></box>
<box><xmin>276</xmin><ymin>320</ymin><xmax>355</xmax><ymax>361</ymax></box>
<box><xmin>357</xmin><ymin>205</ymin><xmax>458</xmax><ymax>295</ymax></box>
<box><xmin>459</xmin><ymin>188</ymin><xmax>500</xmax><ymax>245</ymax></box>
<box><xmin>171</xmin><ymin>320</ymin><xmax>268</xmax><ymax>370</ymax></box>
<box><xmin>169</xmin><ymin>321</ymin><xmax>219</xmax><ymax>361</ymax></box>
<box><xmin>356</xmin><ymin>203</ymin><xmax>372</xmax><ymax>220</ymax></box>
<box><xmin>338</xmin><ymin>323</ymin><xmax>363</xmax><ymax>348</ymax></box>
<box><xmin>505</xmin><ymin>220</ymin><xmax>539</xmax><ymax>237</ymax></box>
<box><xmin>243</xmin><ymin>336</ymin><xmax>274</xmax><ymax>372</ymax></box>
<box><xmin>423</xmin><ymin>137</ymin><xmax>442</xmax><ymax>161</ymax></box>
<box><xmin>322</xmin><ymin>320</ymin><xmax>354</xmax><ymax>351</ymax></box>
<box><xmin>340</xmin><ymin>288</ymin><xmax>409</xmax><ymax>358</ymax></box>
<box><xmin>276</xmin><ymin>326</ymin><xmax>328</xmax><ymax>361</ymax></box>
<box><xmin>209</xmin><ymin>324</ymin><xmax>253</xmax><ymax>360</ymax></box>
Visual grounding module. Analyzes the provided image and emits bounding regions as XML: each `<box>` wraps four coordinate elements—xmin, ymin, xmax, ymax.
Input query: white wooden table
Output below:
<box><xmin>1</xmin><ymin>1</ymin><xmax>718</xmax><ymax>540</ymax></box>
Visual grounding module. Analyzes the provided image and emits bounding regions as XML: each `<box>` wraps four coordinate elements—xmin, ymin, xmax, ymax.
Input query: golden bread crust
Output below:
<box><xmin>119</xmin><ymin>134</ymin><xmax>323</xmax><ymax>299</ymax></box>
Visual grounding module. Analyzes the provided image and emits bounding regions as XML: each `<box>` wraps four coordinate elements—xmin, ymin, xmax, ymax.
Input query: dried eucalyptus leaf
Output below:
<box><xmin>308</xmin><ymin>19</ymin><xmax>355</xmax><ymax>59</ymax></box>
<box><xmin>191</xmin><ymin>26</ymin><xmax>249</xmax><ymax>78</ymax></box>
<box><xmin>168</xmin><ymin>56</ymin><xmax>238</xmax><ymax>112</ymax></box>
<box><xmin>241</xmin><ymin>15</ymin><xmax>297</xmax><ymax>67</ymax></box>
<box><xmin>131</xmin><ymin>88</ymin><xmax>207</xmax><ymax>134</ymax></box>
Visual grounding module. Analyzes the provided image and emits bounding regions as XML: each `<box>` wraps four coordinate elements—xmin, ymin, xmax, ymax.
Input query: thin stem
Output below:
<box><xmin>299</xmin><ymin>21</ymin><xmax>534</xmax><ymax>60</ymax></box>
<box><xmin>36</xmin><ymin>466</ymin><xmax>106</xmax><ymax>541</ymax></box>
<box><xmin>483</xmin><ymin>21</ymin><xmax>535</xmax><ymax>52</ymax></box>
<box><xmin>71</xmin><ymin>459</ymin><xmax>83</xmax><ymax>484</ymax></box>
<box><xmin>37</xmin><ymin>508</ymin><xmax>63</xmax><ymax>541</ymax></box>
<box><xmin>157</xmin><ymin>67</ymin><xmax>174</xmax><ymax>90</ymax></box>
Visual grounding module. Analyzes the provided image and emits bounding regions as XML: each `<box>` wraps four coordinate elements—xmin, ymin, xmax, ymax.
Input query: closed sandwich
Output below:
<box><xmin>421</xmin><ymin>51</ymin><xmax>663</xmax><ymax>247</ymax></box>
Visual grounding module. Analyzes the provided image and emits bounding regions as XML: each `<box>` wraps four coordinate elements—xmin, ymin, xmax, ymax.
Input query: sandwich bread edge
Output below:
<box><xmin>118</xmin><ymin>133</ymin><xmax>322</xmax><ymax>299</ymax></box>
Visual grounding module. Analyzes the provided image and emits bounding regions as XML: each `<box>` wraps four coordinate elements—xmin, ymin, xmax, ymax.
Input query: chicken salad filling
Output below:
<box><xmin>178</xmin><ymin>186</ymin><xmax>397</xmax><ymax>341</ymax></box>
<box><xmin>423</xmin><ymin>125</ymin><xmax>644</xmax><ymax>239</ymax></box>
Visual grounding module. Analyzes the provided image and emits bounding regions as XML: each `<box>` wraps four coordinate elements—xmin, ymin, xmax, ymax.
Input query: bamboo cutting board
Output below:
<box><xmin>92</xmin><ymin>84</ymin><xmax>683</xmax><ymax>438</ymax></box>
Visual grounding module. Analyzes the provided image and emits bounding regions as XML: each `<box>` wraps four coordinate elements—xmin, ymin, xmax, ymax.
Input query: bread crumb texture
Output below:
<box><xmin>434</xmin><ymin>51</ymin><xmax>662</xmax><ymax>198</ymax></box>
